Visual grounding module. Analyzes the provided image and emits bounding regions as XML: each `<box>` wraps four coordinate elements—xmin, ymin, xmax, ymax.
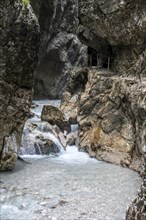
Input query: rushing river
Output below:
<box><xmin>0</xmin><ymin>100</ymin><xmax>141</xmax><ymax>220</ymax></box>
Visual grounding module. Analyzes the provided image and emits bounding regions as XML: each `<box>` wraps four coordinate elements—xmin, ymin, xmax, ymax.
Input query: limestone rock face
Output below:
<box><xmin>78</xmin><ymin>0</ymin><xmax>146</xmax><ymax>75</ymax></box>
<box><xmin>31</xmin><ymin>0</ymin><xmax>87</xmax><ymax>99</ymax></box>
<box><xmin>60</xmin><ymin>68</ymin><xmax>88</xmax><ymax>123</ymax></box>
<box><xmin>0</xmin><ymin>0</ymin><xmax>40</xmax><ymax>170</ymax></box>
<box><xmin>61</xmin><ymin>68</ymin><xmax>146</xmax><ymax>171</ymax></box>
<box><xmin>78</xmin><ymin>70</ymin><xmax>146</xmax><ymax>171</ymax></box>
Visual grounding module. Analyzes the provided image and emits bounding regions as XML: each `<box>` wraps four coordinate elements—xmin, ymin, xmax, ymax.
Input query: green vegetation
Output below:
<box><xmin>21</xmin><ymin>0</ymin><xmax>30</xmax><ymax>5</ymax></box>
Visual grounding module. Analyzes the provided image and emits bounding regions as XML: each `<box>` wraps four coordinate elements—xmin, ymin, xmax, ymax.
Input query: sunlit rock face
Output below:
<box><xmin>77</xmin><ymin>71</ymin><xmax>146</xmax><ymax>171</ymax></box>
<box><xmin>61</xmin><ymin>68</ymin><xmax>146</xmax><ymax>171</ymax></box>
<box><xmin>0</xmin><ymin>0</ymin><xmax>40</xmax><ymax>170</ymax></box>
<box><xmin>78</xmin><ymin>0</ymin><xmax>146</xmax><ymax>75</ymax></box>
<box><xmin>31</xmin><ymin>0</ymin><xmax>87</xmax><ymax>99</ymax></box>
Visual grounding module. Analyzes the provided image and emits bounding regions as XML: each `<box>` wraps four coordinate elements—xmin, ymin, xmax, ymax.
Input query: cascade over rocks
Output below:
<box><xmin>0</xmin><ymin>0</ymin><xmax>40</xmax><ymax>170</ymax></box>
<box><xmin>20</xmin><ymin>121</ymin><xmax>61</xmax><ymax>155</ymax></box>
<box><xmin>31</xmin><ymin>0</ymin><xmax>87</xmax><ymax>99</ymax></box>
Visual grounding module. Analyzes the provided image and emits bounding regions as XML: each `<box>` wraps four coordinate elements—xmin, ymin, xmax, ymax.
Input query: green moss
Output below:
<box><xmin>21</xmin><ymin>0</ymin><xmax>30</xmax><ymax>5</ymax></box>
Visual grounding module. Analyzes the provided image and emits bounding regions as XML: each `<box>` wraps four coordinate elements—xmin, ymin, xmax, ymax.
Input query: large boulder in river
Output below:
<box><xmin>41</xmin><ymin>105</ymin><xmax>71</xmax><ymax>133</ymax></box>
<box><xmin>0</xmin><ymin>0</ymin><xmax>40</xmax><ymax>170</ymax></box>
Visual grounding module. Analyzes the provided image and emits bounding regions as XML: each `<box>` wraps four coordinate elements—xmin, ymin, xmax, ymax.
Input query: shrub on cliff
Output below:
<box><xmin>21</xmin><ymin>0</ymin><xmax>30</xmax><ymax>5</ymax></box>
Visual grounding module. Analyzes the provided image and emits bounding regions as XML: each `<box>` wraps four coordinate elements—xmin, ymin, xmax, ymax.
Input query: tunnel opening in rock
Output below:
<box><xmin>87</xmin><ymin>46</ymin><xmax>113</xmax><ymax>69</ymax></box>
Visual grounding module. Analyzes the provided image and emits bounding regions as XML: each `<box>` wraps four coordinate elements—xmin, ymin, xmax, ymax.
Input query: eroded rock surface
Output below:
<box><xmin>41</xmin><ymin>105</ymin><xmax>71</xmax><ymax>133</ymax></box>
<box><xmin>78</xmin><ymin>0</ymin><xmax>146</xmax><ymax>75</ymax></box>
<box><xmin>61</xmin><ymin>69</ymin><xmax>146</xmax><ymax>171</ymax></box>
<box><xmin>0</xmin><ymin>0</ymin><xmax>40</xmax><ymax>170</ymax></box>
<box><xmin>31</xmin><ymin>0</ymin><xmax>87</xmax><ymax>99</ymax></box>
<box><xmin>126</xmin><ymin>153</ymin><xmax>146</xmax><ymax>219</ymax></box>
<box><xmin>77</xmin><ymin>1</ymin><xmax>146</xmax><ymax>217</ymax></box>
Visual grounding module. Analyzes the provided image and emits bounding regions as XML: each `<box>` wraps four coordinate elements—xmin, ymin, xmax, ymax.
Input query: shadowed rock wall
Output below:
<box><xmin>0</xmin><ymin>0</ymin><xmax>40</xmax><ymax>170</ymax></box>
<box><xmin>31</xmin><ymin>0</ymin><xmax>87</xmax><ymax>99</ymax></box>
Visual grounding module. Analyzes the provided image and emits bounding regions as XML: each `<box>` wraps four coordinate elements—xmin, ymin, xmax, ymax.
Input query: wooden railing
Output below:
<box><xmin>88</xmin><ymin>52</ymin><xmax>113</xmax><ymax>71</ymax></box>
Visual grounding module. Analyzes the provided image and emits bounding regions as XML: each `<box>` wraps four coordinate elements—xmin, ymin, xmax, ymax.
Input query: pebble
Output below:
<box><xmin>0</xmin><ymin>195</ymin><xmax>6</xmax><ymax>202</ymax></box>
<box><xmin>40</xmin><ymin>201</ymin><xmax>49</xmax><ymax>206</ymax></box>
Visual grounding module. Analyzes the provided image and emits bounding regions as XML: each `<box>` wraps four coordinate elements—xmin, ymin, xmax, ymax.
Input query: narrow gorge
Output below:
<box><xmin>0</xmin><ymin>0</ymin><xmax>146</xmax><ymax>220</ymax></box>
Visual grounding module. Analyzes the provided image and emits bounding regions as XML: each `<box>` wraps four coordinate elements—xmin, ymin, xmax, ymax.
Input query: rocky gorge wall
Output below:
<box><xmin>31</xmin><ymin>0</ymin><xmax>87</xmax><ymax>99</ymax></box>
<box><xmin>78</xmin><ymin>0</ymin><xmax>146</xmax><ymax>76</ymax></box>
<box><xmin>60</xmin><ymin>0</ymin><xmax>146</xmax><ymax>218</ymax></box>
<box><xmin>0</xmin><ymin>0</ymin><xmax>40</xmax><ymax>170</ymax></box>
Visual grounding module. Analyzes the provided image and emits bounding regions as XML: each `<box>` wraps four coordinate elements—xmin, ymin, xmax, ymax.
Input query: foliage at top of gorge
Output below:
<box><xmin>21</xmin><ymin>0</ymin><xmax>30</xmax><ymax>6</ymax></box>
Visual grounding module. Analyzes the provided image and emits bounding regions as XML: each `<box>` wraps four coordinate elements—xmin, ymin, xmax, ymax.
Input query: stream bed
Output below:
<box><xmin>0</xmin><ymin>100</ymin><xmax>141</xmax><ymax>220</ymax></box>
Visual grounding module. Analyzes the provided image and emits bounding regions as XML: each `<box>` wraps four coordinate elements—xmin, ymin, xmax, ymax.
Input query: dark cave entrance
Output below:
<box><xmin>87</xmin><ymin>46</ymin><xmax>113</xmax><ymax>69</ymax></box>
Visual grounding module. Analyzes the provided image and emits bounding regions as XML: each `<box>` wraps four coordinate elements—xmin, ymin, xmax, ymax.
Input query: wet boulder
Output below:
<box><xmin>41</xmin><ymin>105</ymin><xmax>71</xmax><ymax>133</ymax></box>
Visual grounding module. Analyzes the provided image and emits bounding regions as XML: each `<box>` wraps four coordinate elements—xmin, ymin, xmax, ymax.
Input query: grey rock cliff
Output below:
<box><xmin>126</xmin><ymin>152</ymin><xmax>146</xmax><ymax>219</ymax></box>
<box><xmin>78</xmin><ymin>0</ymin><xmax>146</xmax><ymax>76</ymax></box>
<box><xmin>31</xmin><ymin>0</ymin><xmax>87</xmax><ymax>99</ymax></box>
<box><xmin>0</xmin><ymin>0</ymin><xmax>40</xmax><ymax>170</ymax></box>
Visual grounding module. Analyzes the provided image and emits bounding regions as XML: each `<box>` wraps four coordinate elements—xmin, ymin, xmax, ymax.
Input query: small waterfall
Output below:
<box><xmin>71</xmin><ymin>124</ymin><xmax>78</xmax><ymax>133</ymax></box>
<box><xmin>47</xmin><ymin>132</ymin><xmax>64</xmax><ymax>152</ymax></box>
<box><xmin>34</xmin><ymin>143</ymin><xmax>42</xmax><ymax>154</ymax></box>
<box><xmin>20</xmin><ymin>100</ymin><xmax>65</xmax><ymax>156</ymax></box>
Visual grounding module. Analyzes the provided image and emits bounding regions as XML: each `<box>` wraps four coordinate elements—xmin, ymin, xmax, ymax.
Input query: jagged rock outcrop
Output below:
<box><xmin>78</xmin><ymin>0</ymin><xmax>146</xmax><ymax>76</ymax></box>
<box><xmin>0</xmin><ymin>0</ymin><xmax>40</xmax><ymax>170</ymax></box>
<box><xmin>126</xmin><ymin>152</ymin><xmax>146</xmax><ymax>219</ymax></box>
<box><xmin>61</xmin><ymin>69</ymin><xmax>146</xmax><ymax>171</ymax></box>
<box><xmin>60</xmin><ymin>68</ymin><xmax>88</xmax><ymax>124</ymax></box>
<box><xmin>31</xmin><ymin>0</ymin><xmax>87</xmax><ymax>99</ymax></box>
<box><xmin>78</xmin><ymin>70</ymin><xmax>146</xmax><ymax>171</ymax></box>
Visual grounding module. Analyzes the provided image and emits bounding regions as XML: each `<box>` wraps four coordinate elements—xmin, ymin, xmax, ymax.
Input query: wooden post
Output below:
<box><xmin>108</xmin><ymin>57</ymin><xmax>110</xmax><ymax>73</ymax></box>
<box><xmin>90</xmin><ymin>55</ymin><xmax>92</xmax><ymax>69</ymax></box>
<box><xmin>97</xmin><ymin>54</ymin><xmax>98</xmax><ymax>69</ymax></box>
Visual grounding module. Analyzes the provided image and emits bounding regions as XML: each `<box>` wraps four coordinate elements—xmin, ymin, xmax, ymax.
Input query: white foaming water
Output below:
<box><xmin>55</xmin><ymin>145</ymin><xmax>97</xmax><ymax>164</ymax></box>
<box><xmin>71</xmin><ymin>124</ymin><xmax>78</xmax><ymax>133</ymax></box>
<box><xmin>47</xmin><ymin>132</ymin><xmax>64</xmax><ymax>152</ymax></box>
<box><xmin>21</xmin><ymin>154</ymin><xmax>48</xmax><ymax>159</ymax></box>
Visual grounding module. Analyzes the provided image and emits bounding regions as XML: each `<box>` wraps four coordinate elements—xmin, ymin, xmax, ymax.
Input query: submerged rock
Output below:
<box><xmin>0</xmin><ymin>0</ymin><xmax>40</xmax><ymax>170</ymax></box>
